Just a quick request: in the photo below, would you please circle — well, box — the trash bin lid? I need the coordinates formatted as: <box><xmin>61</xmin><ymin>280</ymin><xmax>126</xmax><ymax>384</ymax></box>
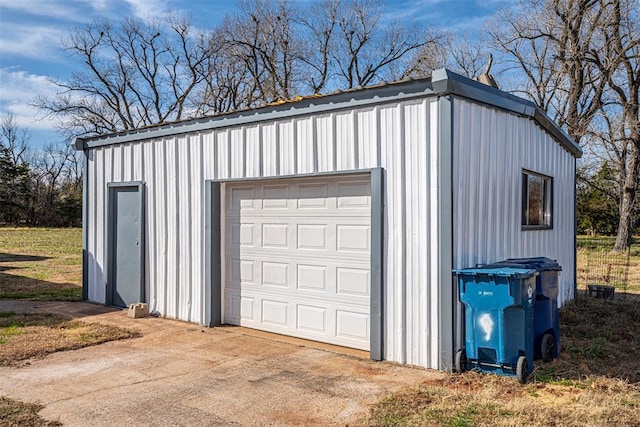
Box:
<box><xmin>453</xmin><ymin>266</ymin><xmax>538</xmax><ymax>279</ymax></box>
<box><xmin>500</xmin><ymin>257</ymin><xmax>562</xmax><ymax>271</ymax></box>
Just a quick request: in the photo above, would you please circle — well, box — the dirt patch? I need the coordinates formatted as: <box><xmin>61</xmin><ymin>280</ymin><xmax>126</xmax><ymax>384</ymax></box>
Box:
<box><xmin>0</xmin><ymin>396</ymin><xmax>61</xmax><ymax>427</ymax></box>
<box><xmin>0</xmin><ymin>312</ymin><xmax>139</xmax><ymax>366</ymax></box>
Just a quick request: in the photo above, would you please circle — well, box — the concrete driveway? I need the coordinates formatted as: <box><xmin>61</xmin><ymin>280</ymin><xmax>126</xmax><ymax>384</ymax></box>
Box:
<box><xmin>0</xmin><ymin>301</ymin><xmax>442</xmax><ymax>426</ymax></box>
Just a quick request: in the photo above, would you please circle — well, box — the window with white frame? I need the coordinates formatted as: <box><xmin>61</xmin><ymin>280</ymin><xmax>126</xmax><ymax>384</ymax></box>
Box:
<box><xmin>522</xmin><ymin>170</ymin><xmax>553</xmax><ymax>229</ymax></box>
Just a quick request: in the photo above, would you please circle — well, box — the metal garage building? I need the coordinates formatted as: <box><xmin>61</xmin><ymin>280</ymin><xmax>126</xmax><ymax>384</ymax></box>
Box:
<box><xmin>75</xmin><ymin>69</ymin><xmax>582</xmax><ymax>370</ymax></box>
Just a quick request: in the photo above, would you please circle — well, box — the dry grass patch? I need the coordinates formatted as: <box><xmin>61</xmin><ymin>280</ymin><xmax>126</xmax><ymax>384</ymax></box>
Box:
<box><xmin>0</xmin><ymin>396</ymin><xmax>61</xmax><ymax>427</ymax></box>
<box><xmin>360</xmin><ymin>293</ymin><xmax>640</xmax><ymax>426</ymax></box>
<box><xmin>0</xmin><ymin>312</ymin><xmax>139</xmax><ymax>366</ymax></box>
<box><xmin>361</xmin><ymin>373</ymin><xmax>639</xmax><ymax>426</ymax></box>
<box><xmin>548</xmin><ymin>293</ymin><xmax>640</xmax><ymax>382</ymax></box>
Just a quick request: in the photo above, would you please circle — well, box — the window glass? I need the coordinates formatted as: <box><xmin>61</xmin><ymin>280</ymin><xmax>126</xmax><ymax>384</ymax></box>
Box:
<box><xmin>522</xmin><ymin>171</ymin><xmax>552</xmax><ymax>228</ymax></box>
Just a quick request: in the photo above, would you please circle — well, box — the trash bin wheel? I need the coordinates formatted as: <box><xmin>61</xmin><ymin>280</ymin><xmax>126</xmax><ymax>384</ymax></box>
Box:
<box><xmin>541</xmin><ymin>333</ymin><xmax>556</xmax><ymax>362</ymax></box>
<box><xmin>516</xmin><ymin>356</ymin><xmax>528</xmax><ymax>384</ymax></box>
<box><xmin>454</xmin><ymin>349</ymin><xmax>467</xmax><ymax>373</ymax></box>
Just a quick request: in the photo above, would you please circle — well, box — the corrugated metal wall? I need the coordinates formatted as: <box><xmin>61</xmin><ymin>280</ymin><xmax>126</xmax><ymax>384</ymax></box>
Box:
<box><xmin>452</xmin><ymin>99</ymin><xmax>576</xmax><ymax>307</ymax></box>
<box><xmin>85</xmin><ymin>98</ymin><xmax>444</xmax><ymax>368</ymax></box>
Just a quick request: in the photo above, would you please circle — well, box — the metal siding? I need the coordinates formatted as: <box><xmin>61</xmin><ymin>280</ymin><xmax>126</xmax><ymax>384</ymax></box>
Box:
<box><xmin>316</xmin><ymin>115</ymin><xmax>334</xmax><ymax>172</ymax></box>
<box><xmin>230</xmin><ymin>128</ymin><xmax>244</xmax><ymax>178</ymax></box>
<box><xmin>336</xmin><ymin>112</ymin><xmax>355</xmax><ymax>170</ymax></box>
<box><xmin>452</xmin><ymin>99</ymin><xmax>576</xmax><ymax>307</ymax></box>
<box><xmin>142</xmin><ymin>141</ymin><xmax>155</xmax><ymax>312</ymax></box>
<box><xmin>153</xmin><ymin>139</ymin><xmax>167</xmax><ymax>316</ymax></box>
<box><xmin>262</xmin><ymin>124</ymin><xmax>278</xmax><ymax>176</ymax></box>
<box><xmin>177</xmin><ymin>136</ymin><xmax>190</xmax><ymax>320</ymax></box>
<box><xmin>216</xmin><ymin>130</ymin><xmax>228</xmax><ymax>180</ymax></box>
<box><xmin>297</xmin><ymin>117</ymin><xmax>315</xmax><ymax>174</ymax></box>
<box><xmin>279</xmin><ymin>121</ymin><xmax>295</xmax><ymax>175</ymax></box>
<box><xmin>165</xmin><ymin>138</ymin><xmax>178</xmax><ymax>318</ymax></box>
<box><xmin>246</xmin><ymin>126</ymin><xmax>261</xmax><ymax>178</ymax></box>
<box><xmin>357</xmin><ymin>108</ymin><xmax>378</xmax><ymax>169</ymax></box>
<box><xmin>83</xmin><ymin>96</ymin><xmax>463</xmax><ymax>369</ymax></box>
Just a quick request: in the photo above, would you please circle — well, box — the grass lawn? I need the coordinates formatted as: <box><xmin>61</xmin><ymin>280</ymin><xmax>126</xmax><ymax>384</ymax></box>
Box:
<box><xmin>0</xmin><ymin>227</ymin><xmax>82</xmax><ymax>300</ymax></box>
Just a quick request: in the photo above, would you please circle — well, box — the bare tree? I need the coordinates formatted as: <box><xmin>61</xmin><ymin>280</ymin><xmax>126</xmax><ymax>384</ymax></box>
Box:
<box><xmin>198</xmin><ymin>31</ymin><xmax>256</xmax><ymax>114</ymax></box>
<box><xmin>0</xmin><ymin>114</ymin><xmax>31</xmax><ymax>224</ymax></box>
<box><xmin>33</xmin><ymin>15</ymin><xmax>212</xmax><ymax>137</ymax></box>
<box><xmin>28</xmin><ymin>141</ymin><xmax>82</xmax><ymax>226</ymax></box>
<box><xmin>1</xmin><ymin>113</ymin><xmax>30</xmax><ymax>164</ymax></box>
<box><xmin>490</xmin><ymin>0</ymin><xmax>639</xmax><ymax>249</ymax></box>
<box><xmin>218</xmin><ymin>0</ymin><xmax>303</xmax><ymax>104</ymax></box>
<box><xmin>489</xmin><ymin>0</ymin><xmax>608</xmax><ymax>142</ymax></box>
<box><xmin>330</xmin><ymin>0</ymin><xmax>439</xmax><ymax>88</ymax></box>
<box><xmin>590</xmin><ymin>0</ymin><xmax>639</xmax><ymax>250</ymax></box>
<box><xmin>448</xmin><ymin>35</ymin><xmax>495</xmax><ymax>80</ymax></box>
<box><xmin>299</xmin><ymin>0</ymin><xmax>339</xmax><ymax>94</ymax></box>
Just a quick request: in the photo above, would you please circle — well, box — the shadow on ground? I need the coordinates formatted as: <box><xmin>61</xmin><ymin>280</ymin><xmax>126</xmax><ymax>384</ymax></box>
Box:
<box><xmin>0</xmin><ymin>253</ymin><xmax>50</xmax><ymax>263</ymax></box>
<box><xmin>0</xmin><ymin>252</ymin><xmax>81</xmax><ymax>301</ymax></box>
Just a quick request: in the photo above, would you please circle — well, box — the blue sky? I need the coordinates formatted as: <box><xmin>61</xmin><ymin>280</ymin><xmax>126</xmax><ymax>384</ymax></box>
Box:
<box><xmin>0</xmin><ymin>0</ymin><xmax>504</xmax><ymax>149</ymax></box>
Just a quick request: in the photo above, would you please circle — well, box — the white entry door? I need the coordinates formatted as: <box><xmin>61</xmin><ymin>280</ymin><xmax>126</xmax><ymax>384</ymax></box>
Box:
<box><xmin>224</xmin><ymin>175</ymin><xmax>371</xmax><ymax>350</ymax></box>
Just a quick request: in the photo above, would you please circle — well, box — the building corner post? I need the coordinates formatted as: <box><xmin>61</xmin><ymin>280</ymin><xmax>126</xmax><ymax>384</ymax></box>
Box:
<box><xmin>437</xmin><ymin>95</ymin><xmax>455</xmax><ymax>370</ymax></box>
<box><xmin>81</xmin><ymin>150</ymin><xmax>89</xmax><ymax>302</ymax></box>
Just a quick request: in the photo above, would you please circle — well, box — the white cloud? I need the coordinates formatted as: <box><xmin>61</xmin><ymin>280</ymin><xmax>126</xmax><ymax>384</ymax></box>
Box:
<box><xmin>0</xmin><ymin>22</ymin><xmax>66</xmax><ymax>61</ymax></box>
<box><xmin>123</xmin><ymin>0</ymin><xmax>170</xmax><ymax>19</ymax></box>
<box><xmin>0</xmin><ymin>68</ymin><xmax>61</xmax><ymax>132</ymax></box>
<box><xmin>0</xmin><ymin>0</ymin><xmax>90</xmax><ymax>21</ymax></box>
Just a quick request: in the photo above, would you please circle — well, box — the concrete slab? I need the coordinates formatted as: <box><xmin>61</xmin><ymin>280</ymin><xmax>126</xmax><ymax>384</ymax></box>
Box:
<box><xmin>0</xmin><ymin>301</ymin><xmax>442</xmax><ymax>426</ymax></box>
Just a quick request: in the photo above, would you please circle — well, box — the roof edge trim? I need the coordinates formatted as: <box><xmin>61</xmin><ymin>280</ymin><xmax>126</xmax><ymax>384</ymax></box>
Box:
<box><xmin>74</xmin><ymin>80</ymin><xmax>436</xmax><ymax>150</ymax></box>
<box><xmin>432</xmin><ymin>69</ymin><xmax>582</xmax><ymax>158</ymax></box>
<box><xmin>74</xmin><ymin>68</ymin><xmax>582</xmax><ymax>158</ymax></box>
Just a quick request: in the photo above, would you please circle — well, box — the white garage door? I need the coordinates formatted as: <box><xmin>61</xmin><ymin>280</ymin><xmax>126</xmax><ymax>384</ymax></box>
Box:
<box><xmin>224</xmin><ymin>175</ymin><xmax>371</xmax><ymax>350</ymax></box>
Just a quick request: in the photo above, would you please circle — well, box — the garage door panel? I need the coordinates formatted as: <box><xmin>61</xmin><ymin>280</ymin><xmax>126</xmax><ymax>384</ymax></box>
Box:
<box><xmin>336</xmin><ymin>267</ymin><xmax>370</xmax><ymax>297</ymax></box>
<box><xmin>261</xmin><ymin>299</ymin><xmax>288</xmax><ymax>326</ymax></box>
<box><xmin>228</xmin><ymin>258</ymin><xmax>255</xmax><ymax>287</ymax></box>
<box><xmin>229</xmin><ymin>186</ymin><xmax>256</xmax><ymax>211</ymax></box>
<box><xmin>336</xmin><ymin>224</ymin><xmax>370</xmax><ymax>253</ymax></box>
<box><xmin>262</xmin><ymin>184</ymin><xmax>289</xmax><ymax>209</ymax></box>
<box><xmin>296</xmin><ymin>224</ymin><xmax>328</xmax><ymax>250</ymax></box>
<box><xmin>225</xmin><ymin>291</ymin><xmax>255</xmax><ymax>323</ymax></box>
<box><xmin>229</xmin><ymin>222</ymin><xmax>256</xmax><ymax>247</ymax></box>
<box><xmin>260</xmin><ymin>223</ymin><xmax>290</xmax><ymax>249</ymax></box>
<box><xmin>225</xmin><ymin>290</ymin><xmax>370</xmax><ymax>350</ymax></box>
<box><xmin>336</xmin><ymin>310</ymin><xmax>369</xmax><ymax>342</ymax></box>
<box><xmin>337</xmin><ymin>181</ymin><xmax>371</xmax><ymax>209</ymax></box>
<box><xmin>224</xmin><ymin>175</ymin><xmax>371</xmax><ymax>350</ymax></box>
<box><xmin>228</xmin><ymin>255</ymin><xmax>369</xmax><ymax>299</ymax></box>
<box><xmin>261</xmin><ymin>261</ymin><xmax>289</xmax><ymax>288</ymax></box>
<box><xmin>297</xmin><ymin>263</ymin><xmax>327</xmax><ymax>292</ymax></box>
<box><xmin>297</xmin><ymin>182</ymin><xmax>329</xmax><ymax>208</ymax></box>
<box><xmin>296</xmin><ymin>304</ymin><xmax>327</xmax><ymax>333</ymax></box>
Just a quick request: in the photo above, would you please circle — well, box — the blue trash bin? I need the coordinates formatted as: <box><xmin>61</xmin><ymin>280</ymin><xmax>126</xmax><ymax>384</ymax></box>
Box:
<box><xmin>488</xmin><ymin>257</ymin><xmax>561</xmax><ymax>362</ymax></box>
<box><xmin>454</xmin><ymin>266</ymin><xmax>537</xmax><ymax>384</ymax></box>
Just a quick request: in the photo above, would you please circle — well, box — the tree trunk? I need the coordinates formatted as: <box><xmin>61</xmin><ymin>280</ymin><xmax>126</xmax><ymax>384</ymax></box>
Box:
<box><xmin>613</xmin><ymin>142</ymin><xmax>639</xmax><ymax>251</ymax></box>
